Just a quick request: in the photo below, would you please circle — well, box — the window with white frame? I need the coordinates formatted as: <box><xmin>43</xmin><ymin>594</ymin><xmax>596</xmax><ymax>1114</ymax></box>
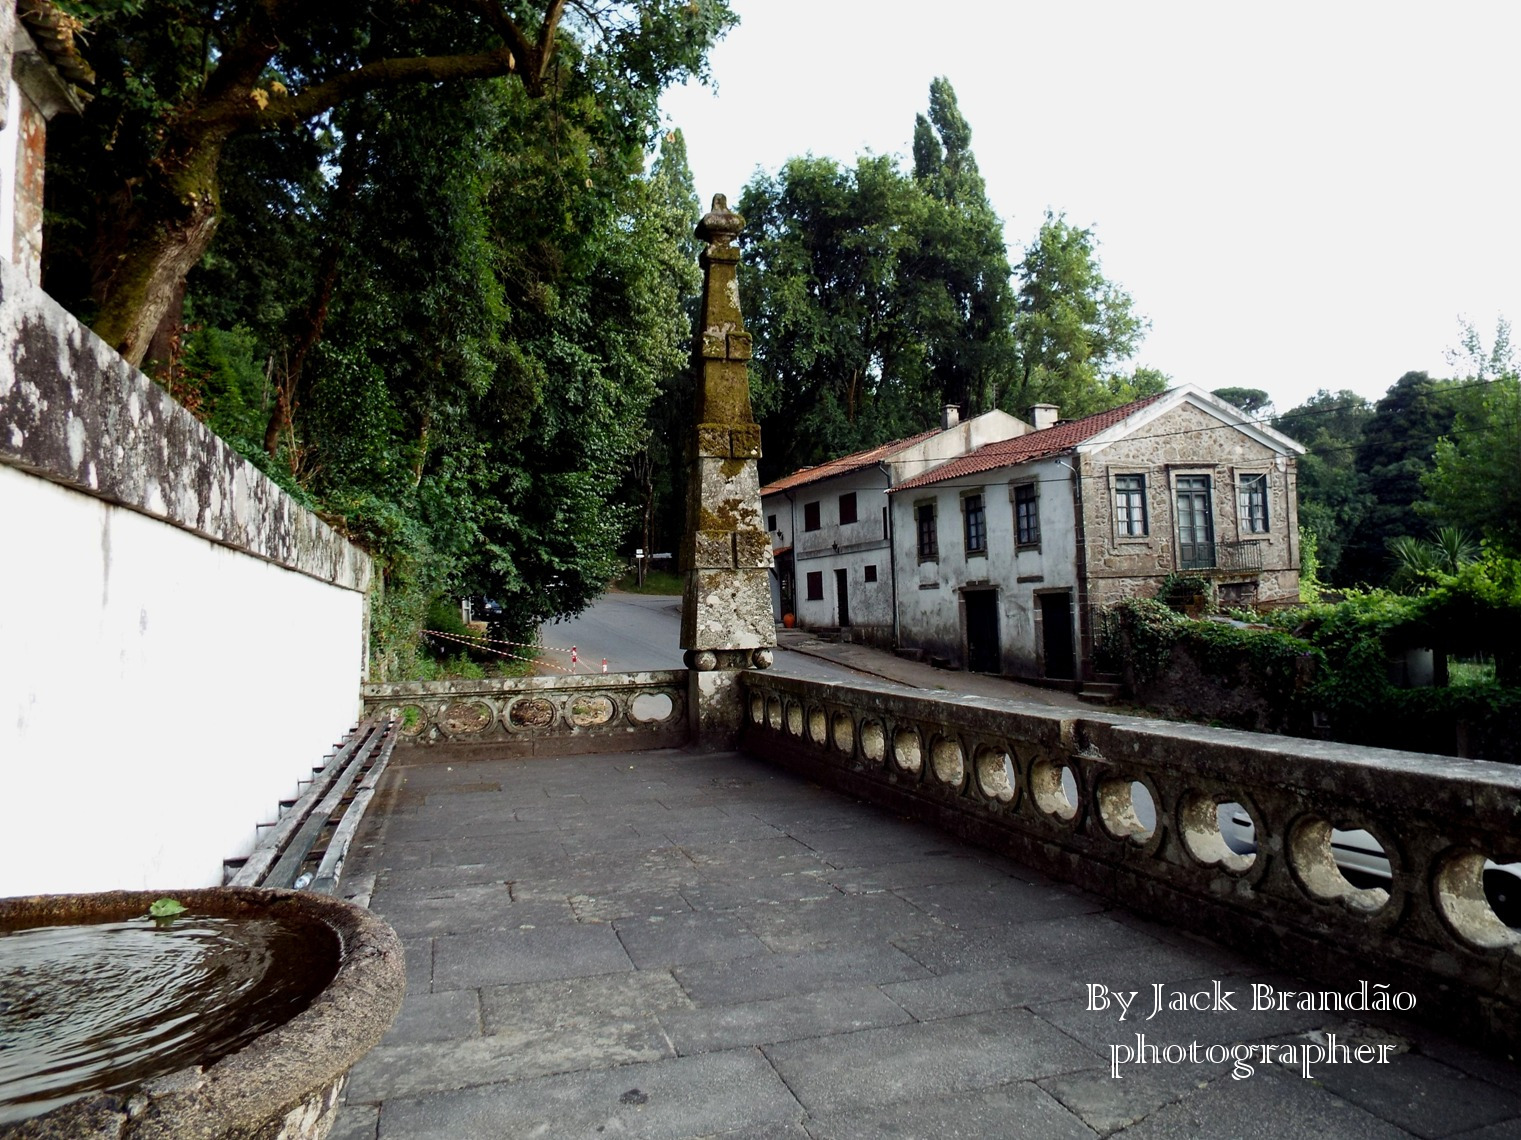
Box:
<box><xmin>1237</xmin><ymin>473</ymin><xmax>1269</xmax><ymax>533</ymax></box>
<box><xmin>1114</xmin><ymin>474</ymin><xmax>1147</xmax><ymax>537</ymax></box>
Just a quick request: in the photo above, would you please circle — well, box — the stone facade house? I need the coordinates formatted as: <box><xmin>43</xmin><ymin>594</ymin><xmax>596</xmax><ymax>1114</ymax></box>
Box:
<box><xmin>888</xmin><ymin>385</ymin><xmax>1304</xmax><ymax>681</ymax></box>
<box><xmin>760</xmin><ymin>407</ymin><xmax>1031</xmax><ymax>644</ymax></box>
<box><xmin>1</xmin><ymin>1</ymin><xmax>90</xmax><ymax>280</ymax></box>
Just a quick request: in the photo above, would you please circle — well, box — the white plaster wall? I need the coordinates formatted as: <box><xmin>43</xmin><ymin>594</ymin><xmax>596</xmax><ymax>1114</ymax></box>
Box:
<box><xmin>784</xmin><ymin>470</ymin><xmax>893</xmax><ymax>632</ymax></box>
<box><xmin>0</xmin><ymin>466</ymin><xmax>365</xmax><ymax>896</ymax></box>
<box><xmin>891</xmin><ymin>456</ymin><xmax>1080</xmax><ymax>673</ymax></box>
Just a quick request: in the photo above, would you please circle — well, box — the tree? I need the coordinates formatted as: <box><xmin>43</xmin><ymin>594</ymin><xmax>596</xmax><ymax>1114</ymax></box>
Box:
<box><xmin>1211</xmin><ymin>387</ymin><xmax>1272</xmax><ymax>415</ymax></box>
<box><xmin>740</xmin><ymin>154</ymin><xmax>936</xmax><ymax>478</ymax></box>
<box><xmin>48</xmin><ymin>0</ymin><xmax>736</xmax><ymax>366</ymax></box>
<box><xmin>1010</xmin><ymin>211</ymin><xmax>1149</xmax><ymax>419</ymax></box>
<box><xmin>1273</xmin><ymin>389</ymin><xmax>1375</xmax><ymax>583</ymax></box>
<box><xmin>1340</xmin><ymin>372</ymin><xmax>1457</xmax><ymax>585</ymax></box>
<box><xmin>1423</xmin><ymin>319</ymin><xmax>1521</xmax><ymax>554</ymax></box>
<box><xmin>905</xmin><ymin>78</ymin><xmax>1016</xmax><ymax>415</ymax></box>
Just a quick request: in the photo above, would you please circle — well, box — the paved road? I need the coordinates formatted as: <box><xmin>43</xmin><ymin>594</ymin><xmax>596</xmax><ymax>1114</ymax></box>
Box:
<box><xmin>537</xmin><ymin>593</ymin><xmax>878</xmax><ymax>685</ymax></box>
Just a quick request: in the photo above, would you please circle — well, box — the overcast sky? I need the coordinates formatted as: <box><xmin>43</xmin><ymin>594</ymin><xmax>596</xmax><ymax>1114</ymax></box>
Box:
<box><xmin>660</xmin><ymin>0</ymin><xmax>1519</xmax><ymax>414</ymax></box>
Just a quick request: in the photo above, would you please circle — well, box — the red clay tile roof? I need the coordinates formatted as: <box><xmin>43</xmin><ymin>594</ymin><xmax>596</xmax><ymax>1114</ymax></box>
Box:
<box><xmin>891</xmin><ymin>392</ymin><xmax>1169</xmax><ymax>492</ymax></box>
<box><xmin>759</xmin><ymin>428</ymin><xmax>942</xmax><ymax>496</ymax></box>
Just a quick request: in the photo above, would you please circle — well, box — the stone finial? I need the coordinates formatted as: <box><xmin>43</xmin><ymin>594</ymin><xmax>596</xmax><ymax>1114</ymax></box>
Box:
<box><xmin>696</xmin><ymin>194</ymin><xmax>744</xmax><ymax>251</ymax></box>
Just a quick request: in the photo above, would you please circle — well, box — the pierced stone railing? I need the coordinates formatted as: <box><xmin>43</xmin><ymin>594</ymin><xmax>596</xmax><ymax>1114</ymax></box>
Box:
<box><xmin>738</xmin><ymin>672</ymin><xmax>1521</xmax><ymax>1051</ymax></box>
<box><xmin>361</xmin><ymin>670</ymin><xmax>687</xmax><ymax>754</ymax></box>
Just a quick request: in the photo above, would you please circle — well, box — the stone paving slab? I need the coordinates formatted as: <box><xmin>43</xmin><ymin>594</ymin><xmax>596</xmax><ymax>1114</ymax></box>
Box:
<box><xmin>338</xmin><ymin>746</ymin><xmax>1521</xmax><ymax>1139</ymax></box>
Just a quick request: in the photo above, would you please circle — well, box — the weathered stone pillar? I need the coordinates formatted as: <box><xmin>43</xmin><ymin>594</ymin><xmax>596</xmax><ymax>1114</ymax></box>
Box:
<box><xmin>681</xmin><ymin>194</ymin><xmax>775</xmax><ymax>749</ymax></box>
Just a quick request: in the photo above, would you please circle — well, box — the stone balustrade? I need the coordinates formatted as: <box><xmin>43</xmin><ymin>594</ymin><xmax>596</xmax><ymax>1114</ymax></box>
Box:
<box><xmin>738</xmin><ymin>671</ymin><xmax>1521</xmax><ymax>1051</ymax></box>
<box><xmin>361</xmin><ymin>671</ymin><xmax>687</xmax><ymax>754</ymax></box>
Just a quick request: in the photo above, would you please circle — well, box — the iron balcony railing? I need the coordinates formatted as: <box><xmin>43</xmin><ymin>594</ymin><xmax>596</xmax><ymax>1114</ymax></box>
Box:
<box><xmin>1179</xmin><ymin>539</ymin><xmax>1264</xmax><ymax>572</ymax></box>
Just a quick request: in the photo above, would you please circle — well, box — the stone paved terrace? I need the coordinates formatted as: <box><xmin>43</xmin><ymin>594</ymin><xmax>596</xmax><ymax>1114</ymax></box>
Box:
<box><xmin>332</xmin><ymin>744</ymin><xmax>1521</xmax><ymax>1140</ymax></box>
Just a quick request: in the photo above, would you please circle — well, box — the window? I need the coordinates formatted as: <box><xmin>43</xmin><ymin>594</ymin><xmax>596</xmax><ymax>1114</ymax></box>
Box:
<box><xmin>963</xmin><ymin>494</ymin><xmax>987</xmax><ymax>555</ymax></box>
<box><xmin>1237</xmin><ymin>473</ymin><xmax>1269</xmax><ymax>533</ymax></box>
<box><xmin>864</xmin><ymin>564</ymin><xmax>878</xmax><ymax>583</ymax></box>
<box><xmin>1014</xmin><ymin>483</ymin><xmax>1039</xmax><ymax>546</ymax></box>
<box><xmin>766</xmin><ymin>513</ymin><xmax>777</xmax><ymax>532</ymax></box>
<box><xmin>1176</xmin><ymin>474</ymin><xmax>1215</xmax><ymax>568</ymax></box>
<box><xmin>1114</xmin><ymin>474</ymin><xmax>1147</xmax><ymax>537</ymax></box>
<box><xmin>803</xmin><ymin>501</ymin><xmax>821</xmax><ymax>532</ymax></box>
<box><xmin>805</xmin><ymin>571</ymin><xmax>824</xmax><ymax>600</ymax></box>
<box><xmin>838</xmin><ymin>492</ymin><xmax>857</xmax><ymax>525</ymax></box>
<box><xmin>916</xmin><ymin>502</ymin><xmax>938</xmax><ymax>560</ymax></box>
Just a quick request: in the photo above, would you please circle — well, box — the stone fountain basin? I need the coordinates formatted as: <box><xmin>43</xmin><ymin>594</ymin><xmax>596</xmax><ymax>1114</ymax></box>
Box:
<box><xmin>0</xmin><ymin>887</ymin><xmax>404</xmax><ymax>1140</ymax></box>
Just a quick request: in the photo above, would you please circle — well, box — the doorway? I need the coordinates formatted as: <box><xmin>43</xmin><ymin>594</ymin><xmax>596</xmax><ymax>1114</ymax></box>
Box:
<box><xmin>834</xmin><ymin>568</ymin><xmax>850</xmax><ymax>627</ymax></box>
<box><xmin>1040</xmin><ymin>592</ymin><xmax>1075</xmax><ymax>679</ymax></box>
<box><xmin>964</xmin><ymin>590</ymin><xmax>1000</xmax><ymax>674</ymax></box>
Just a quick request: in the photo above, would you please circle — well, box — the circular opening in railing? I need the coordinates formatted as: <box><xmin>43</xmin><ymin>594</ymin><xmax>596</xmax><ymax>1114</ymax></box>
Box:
<box><xmin>1098</xmin><ymin>778</ymin><xmax>1157</xmax><ymax>843</ymax></box>
<box><xmin>568</xmin><ymin>695</ymin><xmax>616</xmax><ymax>727</ymax></box>
<box><xmin>442</xmin><ymin>700</ymin><xmax>493</xmax><ymax>734</ymax></box>
<box><xmin>393</xmin><ymin>704</ymin><xmax>427</xmax><ymax>737</ymax></box>
<box><xmin>1177</xmin><ymin>794</ymin><xmax>1256</xmax><ymax>873</ymax></box>
<box><xmin>974</xmin><ymin>746</ymin><xmax>1016</xmax><ymax>804</ymax></box>
<box><xmin>749</xmin><ymin>694</ymin><xmax>766</xmax><ymax>725</ymax></box>
<box><xmin>1434</xmin><ymin>850</ymin><xmax>1521</xmax><ymax>950</ymax></box>
<box><xmin>507</xmin><ymin>697</ymin><xmax>555</xmax><ymax>729</ymax></box>
<box><xmin>629</xmin><ymin>692</ymin><xmax>675</xmax><ymax>724</ymax></box>
<box><xmin>767</xmin><ymin>697</ymin><xmax>784</xmax><ymax>731</ymax></box>
<box><xmin>785</xmin><ymin>700</ymin><xmax>804</xmax><ymax>737</ymax></box>
<box><xmin>930</xmin><ymin>737</ymin><xmax>965</xmax><ymax>788</ymax></box>
<box><xmin>860</xmin><ymin>720</ymin><xmax>886</xmax><ymax>763</ymax></box>
<box><xmin>807</xmin><ymin>708</ymin><xmax>828</xmax><ymax>746</ymax></box>
<box><xmin>831</xmin><ymin>713</ymin><xmax>855</xmax><ymax>754</ymax></box>
<box><xmin>892</xmin><ymin>728</ymin><xmax>923</xmax><ymax>775</ymax></box>
<box><xmin>1030</xmin><ymin>758</ymin><xmax>1078</xmax><ymax>821</ymax></box>
<box><xmin>1287</xmin><ymin>818</ymin><xmax>1390</xmax><ymax>914</ymax></box>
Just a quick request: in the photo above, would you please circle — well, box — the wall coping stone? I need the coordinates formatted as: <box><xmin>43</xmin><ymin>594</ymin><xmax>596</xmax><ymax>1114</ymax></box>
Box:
<box><xmin>1</xmin><ymin>258</ymin><xmax>371</xmax><ymax>592</ymax></box>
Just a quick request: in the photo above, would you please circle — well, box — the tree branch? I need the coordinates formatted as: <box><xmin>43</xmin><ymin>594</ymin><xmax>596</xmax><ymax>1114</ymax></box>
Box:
<box><xmin>249</xmin><ymin>49</ymin><xmax>521</xmax><ymax>129</ymax></box>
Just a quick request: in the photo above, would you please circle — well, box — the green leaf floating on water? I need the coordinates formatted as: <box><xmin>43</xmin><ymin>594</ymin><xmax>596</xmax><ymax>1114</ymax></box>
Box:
<box><xmin>149</xmin><ymin>898</ymin><xmax>188</xmax><ymax>918</ymax></box>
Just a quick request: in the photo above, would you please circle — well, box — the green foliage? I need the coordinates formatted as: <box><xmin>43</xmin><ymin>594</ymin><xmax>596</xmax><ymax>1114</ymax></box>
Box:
<box><xmin>1422</xmin><ymin>320</ymin><xmax>1520</xmax><ymax>554</ymax></box>
<box><xmin>741</xmin><ymin>152</ymin><xmax>940</xmax><ymax>477</ymax></box>
<box><xmin>1340</xmin><ymin>372</ymin><xmax>1458</xmax><ymax>585</ymax></box>
<box><xmin>1386</xmin><ymin>527</ymin><xmax>1477</xmax><ymax>593</ymax></box>
<box><xmin>1273</xmin><ymin>389</ymin><xmax>1375</xmax><ymax>584</ymax></box>
<box><xmin>907</xmin><ymin>78</ymin><xmax>1018</xmax><ymax>415</ymax></box>
<box><xmin>1097</xmin><ymin>597</ymin><xmax>1184</xmax><ymax>684</ymax></box>
<box><xmin>1011</xmin><ymin>211</ymin><xmax>1150</xmax><ymax>419</ymax></box>
<box><xmin>1155</xmin><ymin>572</ymin><xmax>1215</xmax><ymax>613</ymax></box>
<box><xmin>1418</xmin><ymin>546</ymin><xmax>1521</xmax><ymax>683</ymax></box>
<box><xmin>1298</xmin><ymin>527</ymin><xmax>1324</xmax><ymax>602</ymax></box>
<box><xmin>1099</xmin><ymin>599</ymin><xmax>1317</xmax><ymax>717</ymax></box>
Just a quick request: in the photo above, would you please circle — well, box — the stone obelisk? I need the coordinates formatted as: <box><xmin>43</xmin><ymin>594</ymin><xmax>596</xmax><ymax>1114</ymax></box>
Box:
<box><xmin>680</xmin><ymin>194</ymin><xmax>775</xmax><ymax>748</ymax></box>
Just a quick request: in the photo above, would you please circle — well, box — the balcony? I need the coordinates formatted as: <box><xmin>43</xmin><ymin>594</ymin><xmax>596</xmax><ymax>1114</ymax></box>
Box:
<box><xmin>1179</xmin><ymin>538</ymin><xmax>1264</xmax><ymax>572</ymax></box>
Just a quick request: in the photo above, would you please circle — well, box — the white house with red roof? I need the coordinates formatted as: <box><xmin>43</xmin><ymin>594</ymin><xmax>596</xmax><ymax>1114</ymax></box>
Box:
<box><xmin>760</xmin><ymin>406</ymin><xmax>1031</xmax><ymax>642</ymax></box>
<box><xmin>889</xmin><ymin>385</ymin><xmax>1305</xmax><ymax>682</ymax></box>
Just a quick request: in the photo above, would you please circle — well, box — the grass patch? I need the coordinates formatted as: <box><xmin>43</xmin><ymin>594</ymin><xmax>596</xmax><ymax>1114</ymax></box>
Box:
<box><xmin>611</xmin><ymin>569</ymin><xmax>683</xmax><ymax>596</ymax></box>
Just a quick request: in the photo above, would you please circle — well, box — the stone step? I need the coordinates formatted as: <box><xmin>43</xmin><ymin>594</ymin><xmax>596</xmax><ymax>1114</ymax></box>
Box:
<box><xmin>1078</xmin><ymin>682</ymin><xmax>1122</xmax><ymax>705</ymax></box>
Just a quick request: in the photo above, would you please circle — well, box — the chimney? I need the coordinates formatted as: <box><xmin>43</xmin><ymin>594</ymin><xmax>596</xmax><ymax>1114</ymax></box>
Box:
<box><xmin>941</xmin><ymin>404</ymin><xmax>961</xmax><ymax>430</ymax></box>
<box><xmin>1031</xmin><ymin>403</ymin><xmax>1059</xmax><ymax>431</ymax></box>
